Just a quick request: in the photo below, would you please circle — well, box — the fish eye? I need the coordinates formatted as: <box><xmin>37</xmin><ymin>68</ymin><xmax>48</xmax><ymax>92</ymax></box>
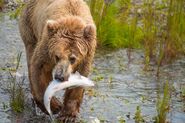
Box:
<box><xmin>69</xmin><ymin>56</ymin><xmax>76</xmax><ymax>64</ymax></box>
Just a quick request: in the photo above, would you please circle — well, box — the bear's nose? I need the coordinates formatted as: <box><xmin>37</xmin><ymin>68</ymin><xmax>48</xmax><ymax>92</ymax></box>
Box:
<box><xmin>54</xmin><ymin>74</ymin><xmax>65</xmax><ymax>82</ymax></box>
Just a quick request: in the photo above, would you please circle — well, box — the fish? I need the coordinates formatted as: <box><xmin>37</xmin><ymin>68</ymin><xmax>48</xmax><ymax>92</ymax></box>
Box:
<box><xmin>44</xmin><ymin>72</ymin><xmax>94</xmax><ymax>120</ymax></box>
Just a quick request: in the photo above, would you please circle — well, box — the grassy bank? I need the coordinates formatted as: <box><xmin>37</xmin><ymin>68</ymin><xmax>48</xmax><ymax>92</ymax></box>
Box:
<box><xmin>88</xmin><ymin>0</ymin><xmax>185</xmax><ymax>66</ymax></box>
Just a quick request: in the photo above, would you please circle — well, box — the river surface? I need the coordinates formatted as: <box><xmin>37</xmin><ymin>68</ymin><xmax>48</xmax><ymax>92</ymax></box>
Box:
<box><xmin>0</xmin><ymin>15</ymin><xmax>185</xmax><ymax>123</ymax></box>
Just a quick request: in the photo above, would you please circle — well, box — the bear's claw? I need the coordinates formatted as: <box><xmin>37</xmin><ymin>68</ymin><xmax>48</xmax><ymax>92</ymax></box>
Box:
<box><xmin>57</xmin><ymin>114</ymin><xmax>77</xmax><ymax>123</ymax></box>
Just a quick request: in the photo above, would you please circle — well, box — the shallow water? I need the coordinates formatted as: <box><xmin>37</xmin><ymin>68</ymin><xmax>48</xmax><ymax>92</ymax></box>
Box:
<box><xmin>0</xmin><ymin>15</ymin><xmax>185</xmax><ymax>123</ymax></box>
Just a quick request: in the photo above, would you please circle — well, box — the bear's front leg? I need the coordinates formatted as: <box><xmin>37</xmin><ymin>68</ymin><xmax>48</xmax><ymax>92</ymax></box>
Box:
<box><xmin>59</xmin><ymin>87</ymin><xmax>84</xmax><ymax>122</ymax></box>
<box><xmin>30</xmin><ymin>52</ymin><xmax>63</xmax><ymax>114</ymax></box>
<box><xmin>58</xmin><ymin>58</ymin><xmax>93</xmax><ymax>122</ymax></box>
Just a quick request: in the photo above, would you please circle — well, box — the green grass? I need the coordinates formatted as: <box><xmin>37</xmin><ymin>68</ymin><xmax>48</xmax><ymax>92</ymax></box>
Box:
<box><xmin>88</xmin><ymin>0</ymin><xmax>143</xmax><ymax>48</ymax></box>
<box><xmin>142</xmin><ymin>0</ymin><xmax>157</xmax><ymax>69</ymax></box>
<box><xmin>162</xmin><ymin>0</ymin><xmax>185</xmax><ymax>62</ymax></box>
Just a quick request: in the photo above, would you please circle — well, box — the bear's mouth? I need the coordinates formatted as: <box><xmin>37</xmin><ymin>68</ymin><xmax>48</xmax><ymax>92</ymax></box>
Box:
<box><xmin>54</xmin><ymin>75</ymin><xmax>69</xmax><ymax>82</ymax></box>
<box><xmin>52</xmin><ymin>66</ymin><xmax>70</xmax><ymax>82</ymax></box>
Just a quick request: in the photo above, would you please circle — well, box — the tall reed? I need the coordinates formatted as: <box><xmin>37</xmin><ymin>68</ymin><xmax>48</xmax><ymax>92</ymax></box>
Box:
<box><xmin>142</xmin><ymin>0</ymin><xmax>157</xmax><ymax>69</ymax></box>
<box><xmin>160</xmin><ymin>0</ymin><xmax>185</xmax><ymax>64</ymax></box>
<box><xmin>6</xmin><ymin>52</ymin><xmax>25</xmax><ymax>113</ymax></box>
<box><xmin>155</xmin><ymin>81</ymin><xmax>170</xmax><ymax>123</ymax></box>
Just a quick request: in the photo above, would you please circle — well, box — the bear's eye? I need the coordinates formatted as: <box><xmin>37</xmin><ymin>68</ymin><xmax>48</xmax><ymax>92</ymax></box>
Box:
<box><xmin>69</xmin><ymin>56</ymin><xmax>76</xmax><ymax>64</ymax></box>
<box><xmin>55</xmin><ymin>55</ymin><xmax>60</xmax><ymax>62</ymax></box>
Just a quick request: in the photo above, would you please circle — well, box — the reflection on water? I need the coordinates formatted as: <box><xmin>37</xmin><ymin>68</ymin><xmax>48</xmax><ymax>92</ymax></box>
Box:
<box><xmin>0</xmin><ymin>15</ymin><xmax>185</xmax><ymax>123</ymax></box>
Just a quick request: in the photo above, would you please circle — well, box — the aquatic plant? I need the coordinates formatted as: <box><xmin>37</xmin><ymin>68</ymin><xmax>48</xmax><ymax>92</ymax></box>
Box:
<box><xmin>154</xmin><ymin>81</ymin><xmax>170</xmax><ymax>123</ymax></box>
<box><xmin>181</xmin><ymin>86</ymin><xmax>185</xmax><ymax>98</ymax></box>
<box><xmin>159</xmin><ymin>0</ymin><xmax>185</xmax><ymax>64</ymax></box>
<box><xmin>6</xmin><ymin>52</ymin><xmax>26</xmax><ymax>113</ymax></box>
<box><xmin>9</xmin><ymin>74</ymin><xmax>25</xmax><ymax>113</ymax></box>
<box><xmin>98</xmin><ymin>116</ymin><xmax>106</xmax><ymax>123</ymax></box>
<box><xmin>2</xmin><ymin>102</ymin><xmax>8</xmax><ymax>110</ymax></box>
<box><xmin>118</xmin><ymin>116</ymin><xmax>126</xmax><ymax>123</ymax></box>
<box><xmin>180</xmin><ymin>85</ymin><xmax>185</xmax><ymax>104</ymax></box>
<box><xmin>142</xmin><ymin>0</ymin><xmax>157</xmax><ymax>69</ymax></box>
<box><xmin>9</xmin><ymin>0</ymin><xmax>25</xmax><ymax>19</ymax></box>
<box><xmin>139</xmin><ymin>0</ymin><xmax>185</xmax><ymax>72</ymax></box>
<box><xmin>134</xmin><ymin>106</ymin><xmax>145</xmax><ymax>123</ymax></box>
<box><xmin>86</xmin><ymin>88</ymin><xmax>98</xmax><ymax>97</ymax></box>
<box><xmin>92</xmin><ymin>75</ymin><xmax>104</xmax><ymax>82</ymax></box>
<box><xmin>0</xmin><ymin>0</ymin><xmax>4</xmax><ymax>11</ymax></box>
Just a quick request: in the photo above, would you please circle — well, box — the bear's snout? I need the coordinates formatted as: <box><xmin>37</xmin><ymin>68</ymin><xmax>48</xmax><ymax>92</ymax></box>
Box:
<box><xmin>54</xmin><ymin>71</ymin><xmax>69</xmax><ymax>82</ymax></box>
<box><xmin>53</xmin><ymin>64</ymin><xmax>71</xmax><ymax>82</ymax></box>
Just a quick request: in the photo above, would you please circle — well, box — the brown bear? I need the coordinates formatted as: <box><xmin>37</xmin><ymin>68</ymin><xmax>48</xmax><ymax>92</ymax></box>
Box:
<box><xmin>19</xmin><ymin>0</ymin><xmax>96</xmax><ymax>122</ymax></box>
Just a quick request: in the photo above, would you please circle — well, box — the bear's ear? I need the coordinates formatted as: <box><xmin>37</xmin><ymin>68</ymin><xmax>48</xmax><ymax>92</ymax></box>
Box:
<box><xmin>83</xmin><ymin>24</ymin><xmax>96</xmax><ymax>41</ymax></box>
<box><xmin>46</xmin><ymin>20</ymin><xmax>59</xmax><ymax>36</ymax></box>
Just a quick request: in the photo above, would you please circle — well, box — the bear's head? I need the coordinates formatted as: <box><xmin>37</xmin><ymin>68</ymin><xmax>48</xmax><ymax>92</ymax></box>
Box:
<box><xmin>43</xmin><ymin>17</ymin><xmax>96</xmax><ymax>82</ymax></box>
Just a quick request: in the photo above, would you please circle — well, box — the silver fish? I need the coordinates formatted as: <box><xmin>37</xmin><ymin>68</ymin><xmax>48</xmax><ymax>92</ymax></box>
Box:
<box><xmin>44</xmin><ymin>72</ymin><xmax>94</xmax><ymax>120</ymax></box>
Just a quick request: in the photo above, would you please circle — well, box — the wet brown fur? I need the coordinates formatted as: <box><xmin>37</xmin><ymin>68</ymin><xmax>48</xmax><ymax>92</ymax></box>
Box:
<box><xmin>19</xmin><ymin>0</ymin><xmax>96</xmax><ymax>121</ymax></box>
